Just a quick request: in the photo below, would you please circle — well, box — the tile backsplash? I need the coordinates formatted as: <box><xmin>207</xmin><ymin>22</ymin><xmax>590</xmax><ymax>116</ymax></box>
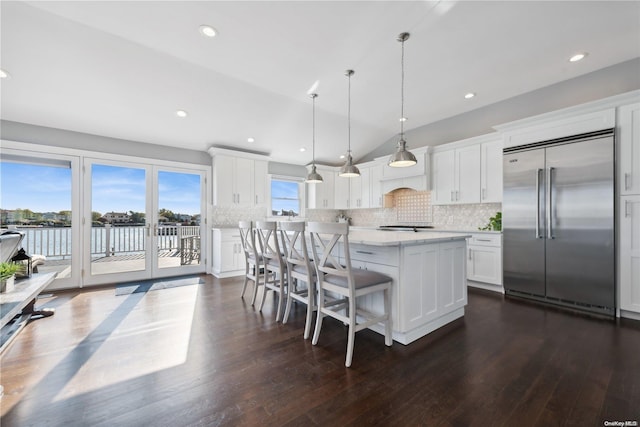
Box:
<box><xmin>212</xmin><ymin>191</ymin><xmax>501</xmax><ymax>232</ymax></box>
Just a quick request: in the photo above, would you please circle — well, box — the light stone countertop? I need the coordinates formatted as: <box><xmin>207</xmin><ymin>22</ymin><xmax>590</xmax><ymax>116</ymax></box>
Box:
<box><xmin>346</xmin><ymin>230</ymin><xmax>470</xmax><ymax>247</ymax></box>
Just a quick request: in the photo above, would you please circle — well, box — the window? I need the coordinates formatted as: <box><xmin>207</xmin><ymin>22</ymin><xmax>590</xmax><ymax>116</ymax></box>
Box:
<box><xmin>270</xmin><ymin>178</ymin><xmax>302</xmax><ymax>217</ymax></box>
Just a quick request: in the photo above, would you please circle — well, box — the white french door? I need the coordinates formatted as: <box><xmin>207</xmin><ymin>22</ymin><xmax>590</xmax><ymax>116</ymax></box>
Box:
<box><xmin>83</xmin><ymin>158</ymin><xmax>205</xmax><ymax>286</ymax></box>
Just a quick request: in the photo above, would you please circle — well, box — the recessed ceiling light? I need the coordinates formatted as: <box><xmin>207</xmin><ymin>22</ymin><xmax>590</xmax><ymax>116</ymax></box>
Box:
<box><xmin>176</xmin><ymin>110</ymin><xmax>188</xmax><ymax>118</ymax></box>
<box><xmin>247</xmin><ymin>137</ymin><xmax>255</xmax><ymax>143</ymax></box>
<box><xmin>464</xmin><ymin>92</ymin><xmax>475</xmax><ymax>99</ymax></box>
<box><xmin>299</xmin><ymin>147</ymin><xmax>306</xmax><ymax>152</ymax></box>
<box><xmin>339</xmin><ymin>154</ymin><xmax>345</xmax><ymax>159</ymax></box>
<box><xmin>0</xmin><ymin>69</ymin><xmax>10</xmax><ymax>79</ymax></box>
<box><xmin>569</xmin><ymin>52</ymin><xmax>588</xmax><ymax>62</ymax></box>
<box><xmin>199</xmin><ymin>25</ymin><xmax>217</xmax><ymax>38</ymax></box>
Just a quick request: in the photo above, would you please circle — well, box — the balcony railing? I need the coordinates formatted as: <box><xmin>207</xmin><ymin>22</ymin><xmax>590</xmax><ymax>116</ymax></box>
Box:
<box><xmin>3</xmin><ymin>225</ymin><xmax>201</xmax><ymax>260</ymax></box>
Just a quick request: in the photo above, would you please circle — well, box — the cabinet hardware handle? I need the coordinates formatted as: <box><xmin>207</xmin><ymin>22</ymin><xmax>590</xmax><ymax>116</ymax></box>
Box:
<box><xmin>476</xmin><ymin>238</ymin><xmax>491</xmax><ymax>242</ymax></box>
<box><xmin>535</xmin><ymin>168</ymin><xmax>542</xmax><ymax>238</ymax></box>
<box><xmin>625</xmin><ymin>173</ymin><xmax>631</xmax><ymax>191</ymax></box>
<box><xmin>482</xmin><ymin>188</ymin><xmax>486</xmax><ymax>200</ymax></box>
<box><xmin>255</xmin><ymin>195</ymin><xmax>258</xmax><ymax>204</ymax></box>
<box><xmin>468</xmin><ymin>248</ymin><xmax>472</xmax><ymax>260</ymax></box>
<box><xmin>626</xmin><ymin>200</ymin><xmax>632</xmax><ymax>217</ymax></box>
<box><xmin>547</xmin><ymin>167</ymin><xmax>555</xmax><ymax>239</ymax></box>
<box><xmin>456</xmin><ymin>190</ymin><xmax>460</xmax><ymax>201</ymax></box>
<box><xmin>451</xmin><ymin>191</ymin><xmax>454</xmax><ymax>201</ymax></box>
<box><xmin>356</xmin><ymin>250</ymin><xmax>374</xmax><ymax>255</ymax></box>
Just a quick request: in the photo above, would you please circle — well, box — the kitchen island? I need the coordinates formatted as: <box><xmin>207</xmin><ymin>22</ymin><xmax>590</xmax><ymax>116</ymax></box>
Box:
<box><xmin>334</xmin><ymin>229</ymin><xmax>469</xmax><ymax>345</ymax></box>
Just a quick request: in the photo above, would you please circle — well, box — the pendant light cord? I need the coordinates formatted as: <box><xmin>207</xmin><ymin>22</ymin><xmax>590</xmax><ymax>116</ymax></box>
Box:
<box><xmin>347</xmin><ymin>71</ymin><xmax>352</xmax><ymax>155</ymax></box>
<box><xmin>400</xmin><ymin>36</ymin><xmax>405</xmax><ymax>139</ymax></box>
<box><xmin>312</xmin><ymin>94</ymin><xmax>316</xmax><ymax>166</ymax></box>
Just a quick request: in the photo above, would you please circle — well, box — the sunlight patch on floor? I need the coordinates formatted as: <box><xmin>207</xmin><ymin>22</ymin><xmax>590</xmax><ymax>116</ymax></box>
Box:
<box><xmin>52</xmin><ymin>285</ymin><xmax>198</xmax><ymax>402</ymax></box>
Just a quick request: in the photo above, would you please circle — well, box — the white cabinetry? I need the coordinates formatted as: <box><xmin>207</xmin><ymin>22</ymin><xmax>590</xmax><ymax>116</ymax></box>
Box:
<box><xmin>381</xmin><ymin>147</ymin><xmax>428</xmax><ymax>180</ymax></box>
<box><xmin>212</xmin><ymin>228</ymin><xmax>245</xmax><ymax>278</ymax></box>
<box><xmin>210</xmin><ymin>149</ymin><xmax>269</xmax><ymax>208</ymax></box>
<box><xmin>618</xmin><ymin>103</ymin><xmax>640</xmax><ymax>318</ymax></box>
<box><xmin>466</xmin><ymin>233</ymin><xmax>503</xmax><ymax>291</ymax></box>
<box><xmin>369</xmin><ymin>163</ymin><xmax>384</xmax><ymax>208</ymax></box>
<box><xmin>334</xmin><ymin>171</ymin><xmax>350</xmax><ymax>209</ymax></box>
<box><xmin>253</xmin><ymin>160</ymin><xmax>268</xmax><ymax>205</ymax></box>
<box><xmin>480</xmin><ymin>140</ymin><xmax>503</xmax><ymax>203</ymax></box>
<box><xmin>346</xmin><ymin>239</ymin><xmax>467</xmax><ymax>345</ymax></box>
<box><xmin>307</xmin><ymin>166</ymin><xmax>335</xmax><ymax>209</ymax></box>
<box><xmin>432</xmin><ymin>145</ymin><xmax>480</xmax><ymax>204</ymax></box>
<box><xmin>618</xmin><ymin>103</ymin><xmax>640</xmax><ymax>196</ymax></box>
<box><xmin>619</xmin><ymin>196</ymin><xmax>640</xmax><ymax>317</ymax></box>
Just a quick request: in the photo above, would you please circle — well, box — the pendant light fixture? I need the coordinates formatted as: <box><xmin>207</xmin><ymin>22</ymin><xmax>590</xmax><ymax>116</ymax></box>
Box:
<box><xmin>339</xmin><ymin>69</ymin><xmax>360</xmax><ymax>178</ymax></box>
<box><xmin>388</xmin><ymin>32</ymin><xmax>417</xmax><ymax>168</ymax></box>
<box><xmin>306</xmin><ymin>93</ymin><xmax>323</xmax><ymax>183</ymax></box>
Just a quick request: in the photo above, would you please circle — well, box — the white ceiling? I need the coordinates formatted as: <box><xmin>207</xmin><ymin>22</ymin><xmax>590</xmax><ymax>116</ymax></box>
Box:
<box><xmin>1</xmin><ymin>1</ymin><xmax>639</xmax><ymax>165</ymax></box>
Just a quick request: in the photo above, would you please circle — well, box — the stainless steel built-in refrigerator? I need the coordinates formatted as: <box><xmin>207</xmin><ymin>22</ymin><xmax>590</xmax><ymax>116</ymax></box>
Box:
<box><xmin>503</xmin><ymin>129</ymin><xmax>615</xmax><ymax>316</ymax></box>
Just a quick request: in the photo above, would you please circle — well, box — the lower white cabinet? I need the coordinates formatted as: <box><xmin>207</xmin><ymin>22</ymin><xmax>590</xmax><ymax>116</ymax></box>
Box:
<box><xmin>345</xmin><ymin>239</ymin><xmax>467</xmax><ymax>345</ymax></box>
<box><xmin>619</xmin><ymin>195</ymin><xmax>640</xmax><ymax>317</ymax></box>
<box><xmin>212</xmin><ymin>228</ymin><xmax>245</xmax><ymax>278</ymax></box>
<box><xmin>466</xmin><ymin>233</ymin><xmax>503</xmax><ymax>291</ymax></box>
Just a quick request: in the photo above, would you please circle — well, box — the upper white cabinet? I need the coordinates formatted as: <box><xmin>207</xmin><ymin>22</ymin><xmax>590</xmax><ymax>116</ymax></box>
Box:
<box><xmin>209</xmin><ymin>148</ymin><xmax>269</xmax><ymax>207</ymax></box>
<box><xmin>368</xmin><ymin>163</ymin><xmax>384</xmax><ymax>208</ymax></box>
<box><xmin>306</xmin><ymin>165</ymin><xmax>335</xmax><ymax>209</ymax></box>
<box><xmin>618</xmin><ymin>103</ymin><xmax>640</xmax><ymax>196</ymax></box>
<box><xmin>334</xmin><ymin>170</ymin><xmax>350</xmax><ymax>209</ymax></box>
<box><xmin>432</xmin><ymin>145</ymin><xmax>481</xmax><ymax>204</ymax></box>
<box><xmin>480</xmin><ymin>140</ymin><xmax>503</xmax><ymax>203</ymax></box>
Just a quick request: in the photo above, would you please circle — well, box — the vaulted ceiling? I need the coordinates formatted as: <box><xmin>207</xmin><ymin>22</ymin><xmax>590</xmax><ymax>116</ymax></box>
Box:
<box><xmin>1</xmin><ymin>1</ymin><xmax>639</xmax><ymax>165</ymax></box>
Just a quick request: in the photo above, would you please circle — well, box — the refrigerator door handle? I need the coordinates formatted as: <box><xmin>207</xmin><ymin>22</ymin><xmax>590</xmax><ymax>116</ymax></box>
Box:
<box><xmin>547</xmin><ymin>167</ymin><xmax>555</xmax><ymax>239</ymax></box>
<box><xmin>536</xmin><ymin>168</ymin><xmax>543</xmax><ymax>238</ymax></box>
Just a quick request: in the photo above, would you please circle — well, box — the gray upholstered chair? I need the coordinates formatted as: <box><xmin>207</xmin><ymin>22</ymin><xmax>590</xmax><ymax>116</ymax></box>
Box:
<box><xmin>278</xmin><ymin>221</ymin><xmax>316</xmax><ymax>339</ymax></box>
<box><xmin>307</xmin><ymin>221</ymin><xmax>392</xmax><ymax>367</ymax></box>
<box><xmin>255</xmin><ymin>221</ymin><xmax>288</xmax><ymax>321</ymax></box>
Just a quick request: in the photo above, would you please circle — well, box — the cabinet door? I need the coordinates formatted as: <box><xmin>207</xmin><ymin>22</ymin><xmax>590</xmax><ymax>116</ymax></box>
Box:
<box><xmin>467</xmin><ymin>245</ymin><xmax>502</xmax><ymax>285</ymax></box>
<box><xmin>432</xmin><ymin>150</ymin><xmax>455</xmax><ymax>204</ymax></box>
<box><xmin>620</xmin><ymin>195</ymin><xmax>640</xmax><ymax>313</ymax></box>
<box><xmin>619</xmin><ymin>103</ymin><xmax>640</xmax><ymax>196</ymax></box>
<box><xmin>481</xmin><ymin>140</ymin><xmax>503</xmax><ymax>203</ymax></box>
<box><xmin>334</xmin><ymin>172</ymin><xmax>350</xmax><ymax>209</ymax></box>
<box><xmin>369</xmin><ymin>164</ymin><xmax>384</xmax><ymax>208</ymax></box>
<box><xmin>455</xmin><ymin>145</ymin><xmax>481</xmax><ymax>204</ymax></box>
<box><xmin>400</xmin><ymin>244</ymin><xmax>439</xmax><ymax>331</ymax></box>
<box><xmin>253</xmin><ymin>160</ymin><xmax>268</xmax><ymax>205</ymax></box>
<box><xmin>213</xmin><ymin>155</ymin><xmax>235</xmax><ymax>206</ymax></box>
<box><xmin>319</xmin><ymin>170</ymin><xmax>335</xmax><ymax>208</ymax></box>
<box><xmin>234</xmin><ymin>158</ymin><xmax>254</xmax><ymax>206</ymax></box>
<box><xmin>439</xmin><ymin>240</ymin><xmax>467</xmax><ymax>310</ymax></box>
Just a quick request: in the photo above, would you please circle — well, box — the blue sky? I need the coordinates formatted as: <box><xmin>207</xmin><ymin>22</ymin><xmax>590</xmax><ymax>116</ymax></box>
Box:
<box><xmin>1</xmin><ymin>162</ymin><xmax>201</xmax><ymax>215</ymax></box>
<box><xmin>271</xmin><ymin>180</ymin><xmax>299</xmax><ymax>213</ymax></box>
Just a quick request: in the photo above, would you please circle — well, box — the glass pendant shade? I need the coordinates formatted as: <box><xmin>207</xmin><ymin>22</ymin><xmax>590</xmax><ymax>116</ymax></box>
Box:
<box><xmin>306</xmin><ymin>164</ymin><xmax>324</xmax><ymax>183</ymax></box>
<box><xmin>388</xmin><ymin>138</ymin><xmax>417</xmax><ymax>167</ymax></box>
<box><xmin>339</xmin><ymin>153</ymin><xmax>360</xmax><ymax>177</ymax></box>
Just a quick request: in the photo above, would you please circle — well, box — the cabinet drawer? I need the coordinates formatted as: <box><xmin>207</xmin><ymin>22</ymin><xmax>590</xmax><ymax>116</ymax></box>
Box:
<box><xmin>468</xmin><ymin>234</ymin><xmax>501</xmax><ymax>247</ymax></box>
<box><xmin>348</xmin><ymin>244</ymin><xmax>399</xmax><ymax>266</ymax></box>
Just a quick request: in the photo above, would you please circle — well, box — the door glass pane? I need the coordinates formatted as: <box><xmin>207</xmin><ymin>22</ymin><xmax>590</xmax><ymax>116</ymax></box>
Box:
<box><xmin>91</xmin><ymin>164</ymin><xmax>146</xmax><ymax>275</ymax></box>
<box><xmin>157</xmin><ymin>171</ymin><xmax>201</xmax><ymax>268</ymax></box>
<box><xmin>1</xmin><ymin>160</ymin><xmax>73</xmax><ymax>278</ymax></box>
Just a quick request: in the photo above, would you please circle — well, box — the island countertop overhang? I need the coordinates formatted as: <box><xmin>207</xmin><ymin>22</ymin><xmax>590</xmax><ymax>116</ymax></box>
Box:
<box><xmin>346</xmin><ymin>230</ymin><xmax>471</xmax><ymax>247</ymax></box>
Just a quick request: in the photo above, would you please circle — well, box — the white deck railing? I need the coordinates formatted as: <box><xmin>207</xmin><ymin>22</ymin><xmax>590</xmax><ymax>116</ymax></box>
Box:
<box><xmin>3</xmin><ymin>225</ymin><xmax>200</xmax><ymax>260</ymax></box>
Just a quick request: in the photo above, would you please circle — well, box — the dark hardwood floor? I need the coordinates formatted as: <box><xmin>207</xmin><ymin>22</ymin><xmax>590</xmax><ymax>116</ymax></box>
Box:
<box><xmin>1</xmin><ymin>274</ymin><xmax>638</xmax><ymax>426</ymax></box>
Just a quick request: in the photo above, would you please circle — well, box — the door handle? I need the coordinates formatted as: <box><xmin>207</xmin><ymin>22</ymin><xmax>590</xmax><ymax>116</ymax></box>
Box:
<box><xmin>535</xmin><ymin>168</ymin><xmax>542</xmax><ymax>238</ymax></box>
<box><xmin>547</xmin><ymin>167</ymin><xmax>554</xmax><ymax>239</ymax></box>
<box><xmin>146</xmin><ymin>223</ymin><xmax>151</xmax><ymax>237</ymax></box>
<box><xmin>153</xmin><ymin>224</ymin><xmax>158</xmax><ymax>236</ymax></box>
